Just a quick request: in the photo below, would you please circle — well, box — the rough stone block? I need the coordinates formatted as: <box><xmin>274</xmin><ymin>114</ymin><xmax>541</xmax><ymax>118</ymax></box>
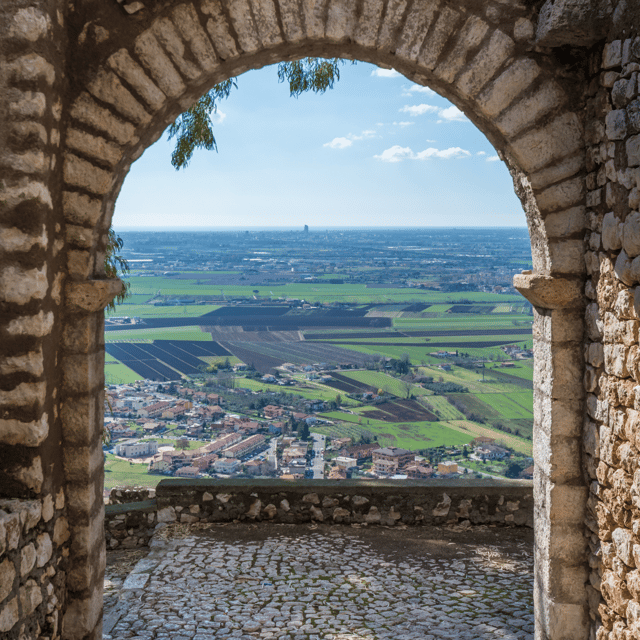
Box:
<box><xmin>201</xmin><ymin>0</ymin><xmax>239</xmax><ymax>59</ymax></box>
<box><xmin>70</xmin><ymin>93</ymin><xmax>137</xmax><ymax>146</ymax></box>
<box><xmin>606</xmin><ymin>109</ymin><xmax>628</xmax><ymax>140</ymax></box>
<box><xmin>535</xmin><ymin>176</ymin><xmax>585</xmax><ymax>213</ymax></box>
<box><xmin>66</xmin><ymin>129</ymin><xmax>123</xmax><ymax>168</ymax></box>
<box><xmin>455</xmin><ymin>28</ymin><xmax>514</xmax><ymax>98</ymax></box>
<box><xmin>89</xmin><ymin>68</ymin><xmax>151</xmax><ymax>126</ymax></box>
<box><xmin>510</xmin><ymin>112</ymin><xmax>583</xmax><ymax>174</ymax></box>
<box><xmin>497</xmin><ymin>81</ymin><xmax>566</xmax><ymax>139</ymax></box>
<box><xmin>224</xmin><ymin>0</ymin><xmax>260</xmax><ymax>54</ymax></box>
<box><xmin>395</xmin><ymin>1</ymin><xmax>438</xmax><ymax>61</ymax></box>
<box><xmin>419</xmin><ymin>5</ymin><xmax>460</xmax><ymax>70</ymax></box>
<box><xmin>63</xmin><ymin>444</ymin><xmax>104</xmax><ymax>484</ymax></box>
<box><xmin>61</xmin><ymin>353</ymin><xmax>103</xmax><ymax>394</ymax></box>
<box><xmin>0</xmin><ymin>597</ymin><xmax>18</xmax><ymax>633</ymax></box>
<box><xmin>628</xmin><ymin>134</ymin><xmax>640</xmax><ymax>166</ymax></box>
<box><xmin>434</xmin><ymin>15</ymin><xmax>489</xmax><ymax>84</ymax></box>
<box><xmin>62</xmin><ymin>587</ymin><xmax>103</xmax><ymax>640</ymax></box>
<box><xmin>0</xmin><ymin>264</ymin><xmax>48</xmax><ymax>304</ymax></box>
<box><xmin>63</xmin><ymin>154</ymin><xmax>112</xmax><ymax>196</ymax></box>
<box><xmin>0</xmin><ymin>414</ymin><xmax>48</xmax><ymax>447</ymax></box>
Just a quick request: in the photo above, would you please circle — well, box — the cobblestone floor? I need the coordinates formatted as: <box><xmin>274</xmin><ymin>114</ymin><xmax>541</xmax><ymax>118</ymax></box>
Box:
<box><xmin>104</xmin><ymin>523</ymin><xmax>533</xmax><ymax>640</ymax></box>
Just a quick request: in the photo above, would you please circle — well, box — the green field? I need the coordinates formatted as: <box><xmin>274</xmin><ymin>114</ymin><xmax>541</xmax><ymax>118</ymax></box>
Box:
<box><xmin>104</xmin><ymin>454</ymin><xmax>164</xmax><ymax>490</ymax></box>
<box><xmin>237</xmin><ymin>377</ymin><xmax>356</xmax><ymax>405</ymax></box>
<box><xmin>104</xmin><ymin>362</ymin><xmax>143</xmax><ymax>384</ymax></box>
<box><xmin>107</xmin><ymin>304</ymin><xmax>221</xmax><ymax>318</ymax></box>
<box><xmin>105</xmin><ymin>326</ymin><xmax>213</xmax><ymax>342</ymax></box>
<box><xmin>315</xmin><ymin>414</ymin><xmax>471</xmax><ymax>450</ymax></box>
<box><xmin>341</xmin><ymin>370</ymin><xmax>430</xmax><ymax>397</ymax></box>
<box><xmin>122</xmin><ymin>276</ymin><xmax>526</xmax><ymax>305</ymax></box>
<box><xmin>475</xmin><ymin>391</ymin><xmax>534</xmax><ymax>420</ymax></box>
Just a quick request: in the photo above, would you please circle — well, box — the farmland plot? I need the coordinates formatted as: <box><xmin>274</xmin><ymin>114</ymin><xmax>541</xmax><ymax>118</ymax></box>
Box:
<box><xmin>105</xmin><ymin>340</ymin><xmax>231</xmax><ymax>380</ymax></box>
<box><xmin>221</xmin><ymin>342</ymin><xmax>372</xmax><ymax>373</ymax></box>
<box><xmin>342</xmin><ymin>371</ymin><xmax>429</xmax><ymax>397</ymax></box>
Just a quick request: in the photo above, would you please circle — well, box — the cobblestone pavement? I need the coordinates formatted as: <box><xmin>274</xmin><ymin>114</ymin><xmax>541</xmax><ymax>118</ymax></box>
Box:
<box><xmin>104</xmin><ymin>523</ymin><xmax>533</xmax><ymax>640</ymax></box>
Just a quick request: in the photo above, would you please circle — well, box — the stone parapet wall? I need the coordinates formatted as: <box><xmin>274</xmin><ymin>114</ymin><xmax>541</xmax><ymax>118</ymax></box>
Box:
<box><xmin>105</xmin><ymin>479</ymin><xmax>533</xmax><ymax>550</ymax></box>
<box><xmin>0</xmin><ymin>495</ymin><xmax>68</xmax><ymax>640</ymax></box>
<box><xmin>107</xmin><ymin>486</ymin><xmax>155</xmax><ymax>505</ymax></box>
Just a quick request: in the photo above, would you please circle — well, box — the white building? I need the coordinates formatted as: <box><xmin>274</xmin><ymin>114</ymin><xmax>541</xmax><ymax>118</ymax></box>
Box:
<box><xmin>214</xmin><ymin>458</ymin><xmax>241</xmax><ymax>474</ymax></box>
<box><xmin>114</xmin><ymin>441</ymin><xmax>159</xmax><ymax>458</ymax></box>
<box><xmin>334</xmin><ymin>456</ymin><xmax>358</xmax><ymax>470</ymax></box>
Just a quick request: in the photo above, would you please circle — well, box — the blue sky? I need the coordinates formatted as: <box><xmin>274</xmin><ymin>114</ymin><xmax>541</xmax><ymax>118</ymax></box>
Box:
<box><xmin>113</xmin><ymin>62</ymin><xmax>526</xmax><ymax>230</ymax></box>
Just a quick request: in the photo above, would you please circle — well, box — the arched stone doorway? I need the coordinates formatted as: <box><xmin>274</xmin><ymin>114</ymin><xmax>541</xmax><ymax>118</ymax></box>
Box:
<box><xmin>1</xmin><ymin>0</ymin><xmax>601</xmax><ymax>638</ymax></box>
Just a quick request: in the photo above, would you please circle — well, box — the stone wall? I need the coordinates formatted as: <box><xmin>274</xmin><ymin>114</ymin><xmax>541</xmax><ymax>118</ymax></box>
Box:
<box><xmin>104</xmin><ymin>479</ymin><xmax>533</xmax><ymax>550</ymax></box>
<box><xmin>107</xmin><ymin>486</ymin><xmax>155</xmax><ymax>505</ymax></box>
<box><xmin>583</xmin><ymin>28</ymin><xmax>640</xmax><ymax>640</ymax></box>
<box><xmin>0</xmin><ymin>495</ymin><xmax>68</xmax><ymax>639</ymax></box>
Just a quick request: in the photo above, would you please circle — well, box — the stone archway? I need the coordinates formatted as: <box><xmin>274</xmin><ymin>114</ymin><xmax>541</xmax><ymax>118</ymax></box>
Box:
<box><xmin>1</xmin><ymin>0</ymin><xmax>599</xmax><ymax>638</ymax></box>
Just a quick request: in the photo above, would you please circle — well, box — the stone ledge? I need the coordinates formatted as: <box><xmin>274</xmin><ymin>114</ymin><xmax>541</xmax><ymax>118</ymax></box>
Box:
<box><xmin>513</xmin><ymin>272</ymin><xmax>584</xmax><ymax>310</ymax></box>
<box><xmin>64</xmin><ymin>278</ymin><xmax>122</xmax><ymax>312</ymax></box>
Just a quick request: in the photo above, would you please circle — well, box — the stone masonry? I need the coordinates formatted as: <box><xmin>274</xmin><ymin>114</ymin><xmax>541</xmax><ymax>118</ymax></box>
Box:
<box><xmin>104</xmin><ymin>479</ymin><xmax>533</xmax><ymax>549</ymax></box>
<box><xmin>1</xmin><ymin>0</ymin><xmax>640</xmax><ymax>638</ymax></box>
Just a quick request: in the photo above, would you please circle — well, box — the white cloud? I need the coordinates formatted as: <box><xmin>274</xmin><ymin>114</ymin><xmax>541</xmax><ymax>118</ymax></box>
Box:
<box><xmin>324</xmin><ymin>137</ymin><xmax>352</xmax><ymax>149</ymax></box>
<box><xmin>324</xmin><ymin>130</ymin><xmax>376</xmax><ymax>149</ymax></box>
<box><xmin>486</xmin><ymin>155</ymin><xmax>500</xmax><ymax>162</ymax></box>
<box><xmin>476</xmin><ymin>151</ymin><xmax>486</xmax><ymax>156</ymax></box>
<box><xmin>352</xmin><ymin>130</ymin><xmax>376</xmax><ymax>140</ymax></box>
<box><xmin>392</xmin><ymin>121</ymin><xmax>415</xmax><ymax>127</ymax></box>
<box><xmin>374</xmin><ymin>145</ymin><xmax>415</xmax><ymax>162</ymax></box>
<box><xmin>211</xmin><ymin>110</ymin><xmax>226</xmax><ymax>124</ymax></box>
<box><xmin>375</xmin><ymin>145</ymin><xmax>471</xmax><ymax>162</ymax></box>
<box><xmin>402</xmin><ymin>85</ymin><xmax>436</xmax><ymax>97</ymax></box>
<box><xmin>437</xmin><ymin>105</ymin><xmax>468</xmax><ymax>122</ymax></box>
<box><xmin>415</xmin><ymin>147</ymin><xmax>471</xmax><ymax>160</ymax></box>
<box><xmin>372</xmin><ymin>68</ymin><xmax>400</xmax><ymax>78</ymax></box>
<box><xmin>400</xmin><ymin>104</ymin><xmax>439</xmax><ymax>116</ymax></box>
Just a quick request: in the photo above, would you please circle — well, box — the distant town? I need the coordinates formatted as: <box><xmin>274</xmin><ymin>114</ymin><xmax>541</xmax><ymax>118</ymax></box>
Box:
<box><xmin>104</xmin><ymin>228</ymin><xmax>535</xmax><ymax>491</ymax></box>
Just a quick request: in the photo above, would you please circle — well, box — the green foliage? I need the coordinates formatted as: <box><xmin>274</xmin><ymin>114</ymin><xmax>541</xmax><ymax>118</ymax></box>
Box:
<box><xmin>168</xmin><ymin>59</ymin><xmax>349</xmax><ymax>169</ymax></box>
<box><xmin>167</xmin><ymin>78</ymin><xmax>237</xmax><ymax>169</ymax></box>
<box><xmin>105</xmin><ymin>229</ymin><xmax>130</xmax><ymax>311</ymax></box>
<box><xmin>277</xmin><ymin>57</ymin><xmax>348</xmax><ymax>97</ymax></box>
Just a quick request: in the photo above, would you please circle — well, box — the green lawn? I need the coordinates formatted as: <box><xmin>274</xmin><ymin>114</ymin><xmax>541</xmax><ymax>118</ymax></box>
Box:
<box><xmin>104</xmin><ymin>454</ymin><xmax>164</xmax><ymax>490</ymax></box>
<box><xmin>104</xmin><ymin>362</ymin><xmax>143</xmax><ymax>384</ymax></box>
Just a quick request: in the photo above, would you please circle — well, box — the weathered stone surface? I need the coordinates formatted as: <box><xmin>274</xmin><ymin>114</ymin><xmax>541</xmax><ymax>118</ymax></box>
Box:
<box><xmin>514</xmin><ymin>272</ymin><xmax>584</xmax><ymax>309</ymax></box>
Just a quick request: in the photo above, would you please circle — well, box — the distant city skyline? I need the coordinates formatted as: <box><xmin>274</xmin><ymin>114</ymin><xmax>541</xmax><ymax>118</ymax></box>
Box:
<box><xmin>113</xmin><ymin>62</ymin><xmax>526</xmax><ymax>230</ymax></box>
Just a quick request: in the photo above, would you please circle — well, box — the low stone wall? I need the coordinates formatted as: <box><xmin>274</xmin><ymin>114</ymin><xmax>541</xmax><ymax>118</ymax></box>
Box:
<box><xmin>105</xmin><ymin>479</ymin><xmax>533</xmax><ymax>550</ymax></box>
<box><xmin>0</xmin><ymin>494</ymin><xmax>67</xmax><ymax>639</ymax></box>
<box><xmin>108</xmin><ymin>486</ymin><xmax>156</xmax><ymax>505</ymax></box>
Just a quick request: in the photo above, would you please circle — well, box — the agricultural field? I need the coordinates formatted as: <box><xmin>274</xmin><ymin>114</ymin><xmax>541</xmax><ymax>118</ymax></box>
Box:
<box><xmin>106</xmin><ymin>304</ymin><xmax>221</xmax><ymax>318</ymax></box>
<box><xmin>341</xmin><ymin>371</ymin><xmax>430</xmax><ymax>397</ymax></box>
<box><xmin>313</xmin><ymin>414</ymin><xmax>471</xmax><ymax>450</ymax></box>
<box><xmin>105</xmin><ymin>340</ymin><xmax>230</xmax><ymax>381</ymax></box>
<box><xmin>238</xmin><ymin>377</ymin><xmax>356</xmax><ymax>406</ymax></box>
<box><xmin>123</xmin><ymin>275</ymin><xmax>526</xmax><ymax>305</ymax></box>
<box><xmin>105</xmin><ymin>256</ymin><xmax>535</xmax><ymax>458</ymax></box>
<box><xmin>105</xmin><ymin>326</ymin><xmax>213</xmax><ymax>342</ymax></box>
